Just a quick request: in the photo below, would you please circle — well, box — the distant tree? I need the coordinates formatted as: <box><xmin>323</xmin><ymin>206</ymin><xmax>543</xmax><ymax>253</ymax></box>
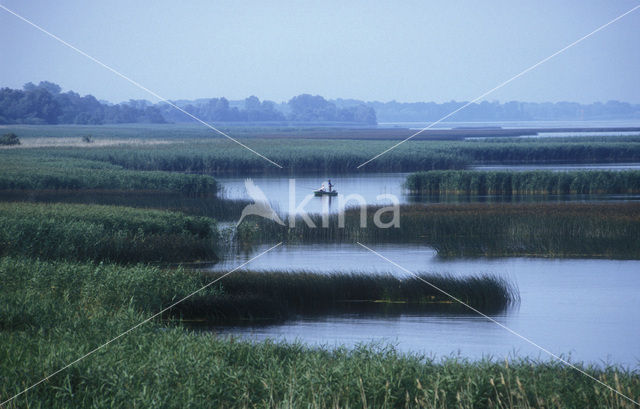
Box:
<box><xmin>288</xmin><ymin>94</ymin><xmax>337</xmax><ymax>121</ymax></box>
<box><xmin>288</xmin><ymin>94</ymin><xmax>376</xmax><ymax>124</ymax></box>
<box><xmin>0</xmin><ymin>132</ymin><xmax>20</xmax><ymax>145</ymax></box>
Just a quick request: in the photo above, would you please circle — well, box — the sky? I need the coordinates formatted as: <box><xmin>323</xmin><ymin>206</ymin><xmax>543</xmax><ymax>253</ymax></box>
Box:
<box><xmin>1</xmin><ymin>0</ymin><xmax>639</xmax><ymax>104</ymax></box>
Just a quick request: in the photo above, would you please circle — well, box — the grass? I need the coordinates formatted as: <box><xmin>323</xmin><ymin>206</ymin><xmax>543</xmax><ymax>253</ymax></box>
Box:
<box><xmin>1</xmin><ymin>256</ymin><xmax>638</xmax><ymax>408</ymax></box>
<box><xmin>0</xmin><ymin>202</ymin><xmax>219</xmax><ymax>263</ymax></box>
<box><xmin>236</xmin><ymin>202</ymin><xmax>640</xmax><ymax>258</ymax></box>
<box><xmin>0</xmin><ymin>150</ymin><xmax>218</xmax><ymax>196</ymax></box>
<box><xmin>405</xmin><ymin>170</ymin><xmax>640</xmax><ymax>195</ymax></box>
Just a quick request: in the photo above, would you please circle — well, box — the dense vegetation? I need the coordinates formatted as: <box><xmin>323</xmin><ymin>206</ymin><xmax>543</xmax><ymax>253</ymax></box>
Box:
<box><xmin>162</xmin><ymin>93</ymin><xmax>377</xmax><ymax>124</ymax></box>
<box><xmin>1</xmin><ymin>257</ymin><xmax>637</xmax><ymax>408</ymax></box>
<box><xmin>50</xmin><ymin>140</ymin><xmax>465</xmax><ymax>173</ymax></box>
<box><xmin>0</xmin><ymin>202</ymin><xmax>219</xmax><ymax>263</ymax></box>
<box><xmin>237</xmin><ymin>203</ymin><xmax>640</xmax><ymax>258</ymax></box>
<box><xmin>0</xmin><ymin>82</ymin><xmax>376</xmax><ymax>124</ymax></box>
<box><xmin>0</xmin><ymin>189</ymin><xmax>249</xmax><ymax>222</ymax></box>
<box><xmin>405</xmin><ymin>170</ymin><xmax>640</xmax><ymax>195</ymax></box>
<box><xmin>5</xmin><ymin>127</ymin><xmax>640</xmax><ymax>174</ymax></box>
<box><xmin>456</xmin><ymin>139</ymin><xmax>640</xmax><ymax>164</ymax></box>
<box><xmin>5</xmin><ymin>124</ymin><xmax>640</xmax><ymax>174</ymax></box>
<box><xmin>0</xmin><ymin>81</ymin><xmax>165</xmax><ymax>125</ymax></box>
<box><xmin>0</xmin><ymin>132</ymin><xmax>20</xmax><ymax>145</ymax></box>
<box><xmin>177</xmin><ymin>270</ymin><xmax>517</xmax><ymax>323</ymax></box>
<box><xmin>0</xmin><ymin>150</ymin><xmax>218</xmax><ymax>196</ymax></box>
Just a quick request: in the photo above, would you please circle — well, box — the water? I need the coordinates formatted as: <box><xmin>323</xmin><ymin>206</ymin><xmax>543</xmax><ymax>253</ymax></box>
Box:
<box><xmin>217</xmin><ymin>169</ymin><xmax>640</xmax><ymax>212</ymax></box>
<box><xmin>378</xmin><ymin>119</ymin><xmax>640</xmax><ymax>130</ymax></box>
<box><xmin>218</xmin><ymin>173</ymin><xmax>409</xmax><ymax>214</ymax></box>
<box><xmin>208</xmin><ymin>243</ymin><xmax>640</xmax><ymax>367</ymax></box>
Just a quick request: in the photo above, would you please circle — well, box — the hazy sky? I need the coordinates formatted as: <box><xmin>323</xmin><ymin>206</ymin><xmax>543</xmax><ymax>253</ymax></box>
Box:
<box><xmin>1</xmin><ymin>0</ymin><xmax>639</xmax><ymax>104</ymax></box>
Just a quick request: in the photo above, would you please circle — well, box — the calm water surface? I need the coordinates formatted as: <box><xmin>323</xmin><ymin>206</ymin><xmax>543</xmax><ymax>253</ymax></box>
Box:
<box><xmin>217</xmin><ymin>169</ymin><xmax>640</xmax><ymax>213</ymax></box>
<box><xmin>208</xmin><ymin>243</ymin><xmax>640</xmax><ymax>368</ymax></box>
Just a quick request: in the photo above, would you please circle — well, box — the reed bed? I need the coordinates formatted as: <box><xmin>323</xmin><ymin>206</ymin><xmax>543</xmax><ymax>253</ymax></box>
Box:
<box><xmin>176</xmin><ymin>270</ymin><xmax>517</xmax><ymax>322</ymax></box>
<box><xmin>0</xmin><ymin>257</ymin><xmax>516</xmax><ymax>330</ymax></box>
<box><xmin>405</xmin><ymin>170</ymin><xmax>640</xmax><ymax>195</ymax></box>
<box><xmin>52</xmin><ymin>140</ymin><xmax>465</xmax><ymax>173</ymax></box>
<box><xmin>0</xmin><ymin>202</ymin><xmax>219</xmax><ymax>263</ymax></box>
<box><xmin>0</xmin><ymin>189</ymin><xmax>250</xmax><ymax>221</ymax></box>
<box><xmin>16</xmin><ymin>132</ymin><xmax>640</xmax><ymax>175</ymax></box>
<box><xmin>237</xmin><ymin>202</ymin><xmax>640</xmax><ymax>258</ymax></box>
<box><xmin>1</xmin><ymin>256</ymin><xmax>637</xmax><ymax>408</ymax></box>
<box><xmin>0</xmin><ymin>150</ymin><xmax>218</xmax><ymax>196</ymax></box>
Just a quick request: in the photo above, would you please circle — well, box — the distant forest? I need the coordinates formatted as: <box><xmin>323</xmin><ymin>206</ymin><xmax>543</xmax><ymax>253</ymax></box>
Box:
<box><xmin>0</xmin><ymin>82</ymin><xmax>377</xmax><ymax>125</ymax></box>
<box><xmin>0</xmin><ymin>82</ymin><xmax>166</xmax><ymax>125</ymax></box>
<box><xmin>2</xmin><ymin>81</ymin><xmax>639</xmax><ymax>126</ymax></box>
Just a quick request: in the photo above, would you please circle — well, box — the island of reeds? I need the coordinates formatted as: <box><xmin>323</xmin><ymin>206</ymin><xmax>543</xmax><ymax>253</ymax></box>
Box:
<box><xmin>236</xmin><ymin>202</ymin><xmax>640</xmax><ymax>258</ymax></box>
<box><xmin>405</xmin><ymin>169</ymin><xmax>640</xmax><ymax>195</ymax></box>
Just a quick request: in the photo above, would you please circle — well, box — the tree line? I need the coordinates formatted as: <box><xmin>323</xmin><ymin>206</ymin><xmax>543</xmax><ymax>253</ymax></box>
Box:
<box><xmin>159</xmin><ymin>93</ymin><xmax>377</xmax><ymax>124</ymax></box>
<box><xmin>0</xmin><ymin>81</ymin><xmax>166</xmax><ymax>125</ymax></box>
<box><xmin>0</xmin><ymin>82</ymin><xmax>377</xmax><ymax>125</ymax></box>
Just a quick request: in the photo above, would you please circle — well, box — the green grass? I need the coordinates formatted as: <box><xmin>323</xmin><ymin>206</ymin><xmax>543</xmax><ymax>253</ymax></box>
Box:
<box><xmin>1</xmin><ymin>256</ymin><xmax>638</xmax><ymax>408</ymax></box>
<box><xmin>237</xmin><ymin>202</ymin><xmax>640</xmax><ymax>258</ymax></box>
<box><xmin>0</xmin><ymin>150</ymin><xmax>218</xmax><ymax>196</ymax></box>
<box><xmin>405</xmin><ymin>170</ymin><xmax>640</xmax><ymax>195</ymax></box>
<box><xmin>0</xmin><ymin>202</ymin><xmax>219</xmax><ymax>263</ymax></box>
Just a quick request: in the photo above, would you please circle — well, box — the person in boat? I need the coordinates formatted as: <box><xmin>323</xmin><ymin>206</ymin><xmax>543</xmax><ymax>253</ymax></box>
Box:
<box><xmin>328</xmin><ymin>179</ymin><xmax>333</xmax><ymax>192</ymax></box>
<box><xmin>319</xmin><ymin>183</ymin><xmax>326</xmax><ymax>192</ymax></box>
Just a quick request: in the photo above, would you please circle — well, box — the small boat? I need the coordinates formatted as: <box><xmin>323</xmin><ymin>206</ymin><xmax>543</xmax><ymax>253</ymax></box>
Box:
<box><xmin>314</xmin><ymin>189</ymin><xmax>338</xmax><ymax>197</ymax></box>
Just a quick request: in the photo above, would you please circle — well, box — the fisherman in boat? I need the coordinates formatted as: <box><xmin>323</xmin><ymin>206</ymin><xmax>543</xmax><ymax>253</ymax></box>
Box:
<box><xmin>319</xmin><ymin>183</ymin><xmax>326</xmax><ymax>192</ymax></box>
<box><xmin>328</xmin><ymin>179</ymin><xmax>333</xmax><ymax>192</ymax></box>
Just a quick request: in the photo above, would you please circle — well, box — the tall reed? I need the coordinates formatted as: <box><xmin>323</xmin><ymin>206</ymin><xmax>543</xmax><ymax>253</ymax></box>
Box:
<box><xmin>0</xmin><ymin>202</ymin><xmax>219</xmax><ymax>263</ymax></box>
<box><xmin>1</xmin><ymin>256</ymin><xmax>637</xmax><ymax>408</ymax></box>
<box><xmin>237</xmin><ymin>202</ymin><xmax>640</xmax><ymax>258</ymax></box>
<box><xmin>405</xmin><ymin>170</ymin><xmax>640</xmax><ymax>195</ymax></box>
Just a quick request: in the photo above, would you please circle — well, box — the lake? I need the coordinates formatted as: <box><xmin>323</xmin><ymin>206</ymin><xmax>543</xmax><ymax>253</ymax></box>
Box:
<box><xmin>207</xmin><ymin>243</ymin><xmax>640</xmax><ymax>367</ymax></box>
<box><xmin>217</xmin><ymin>166</ymin><xmax>640</xmax><ymax>214</ymax></box>
<box><xmin>209</xmin><ymin>168</ymin><xmax>640</xmax><ymax>368</ymax></box>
